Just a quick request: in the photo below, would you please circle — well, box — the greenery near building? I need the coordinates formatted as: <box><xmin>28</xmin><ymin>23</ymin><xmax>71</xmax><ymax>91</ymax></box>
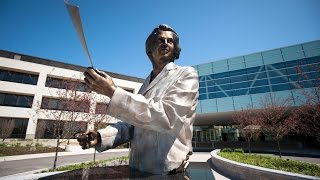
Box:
<box><xmin>218</xmin><ymin>148</ymin><xmax>320</xmax><ymax>177</ymax></box>
<box><xmin>0</xmin><ymin>143</ymin><xmax>63</xmax><ymax>157</ymax></box>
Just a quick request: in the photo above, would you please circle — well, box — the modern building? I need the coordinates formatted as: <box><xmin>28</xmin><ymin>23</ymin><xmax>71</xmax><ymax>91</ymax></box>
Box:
<box><xmin>0</xmin><ymin>40</ymin><xmax>319</xmax><ymax>144</ymax></box>
<box><xmin>193</xmin><ymin>40</ymin><xmax>320</xmax><ymax>143</ymax></box>
<box><xmin>0</xmin><ymin>50</ymin><xmax>143</xmax><ymax>140</ymax></box>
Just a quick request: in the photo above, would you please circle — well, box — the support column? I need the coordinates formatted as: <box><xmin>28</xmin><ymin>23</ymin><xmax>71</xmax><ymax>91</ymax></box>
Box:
<box><xmin>25</xmin><ymin>72</ymin><xmax>47</xmax><ymax>139</ymax></box>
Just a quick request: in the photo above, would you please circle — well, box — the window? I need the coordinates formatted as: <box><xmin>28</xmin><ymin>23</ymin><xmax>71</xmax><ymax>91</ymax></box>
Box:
<box><xmin>270</xmin><ymin>77</ymin><xmax>288</xmax><ymax>84</ymax></box>
<box><xmin>199</xmin><ymin>94</ymin><xmax>207</xmax><ymax>100</ymax></box>
<box><xmin>232</xmin><ymin>89</ymin><xmax>248</xmax><ymax>96</ymax></box>
<box><xmin>41</xmin><ymin>97</ymin><xmax>90</xmax><ymax>113</ymax></box>
<box><xmin>95</xmin><ymin>103</ymin><xmax>108</xmax><ymax>114</ymax></box>
<box><xmin>45</xmin><ymin>77</ymin><xmax>89</xmax><ymax>92</ymax></box>
<box><xmin>199</xmin><ymin>81</ymin><xmax>206</xmax><ymax>87</ymax></box>
<box><xmin>249</xmin><ymin>86</ymin><xmax>270</xmax><ymax>94</ymax></box>
<box><xmin>0</xmin><ymin>117</ymin><xmax>28</xmax><ymax>139</ymax></box>
<box><xmin>272</xmin><ymin>84</ymin><xmax>291</xmax><ymax>92</ymax></box>
<box><xmin>230</xmin><ymin>75</ymin><xmax>247</xmax><ymax>83</ymax></box>
<box><xmin>10</xmin><ymin>118</ymin><xmax>28</xmax><ymax>138</ymax></box>
<box><xmin>253</xmin><ymin>79</ymin><xmax>269</xmax><ymax>87</ymax></box>
<box><xmin>0</xmin><ymin>69</ymin><xmax>38</xmax><ymax>85</ymax></box>
<box><xmin>231</xmin><ymin>82</ymin><xmax>249</xmax><ymax>90</ymax></box>
<box><xmin>0</xmin><ymin>93</ymin><xmax>33</xmax><ymax>108</ymax></box>
<box><xmin>199</xmin><ymin>88</ymin><xmax>207</xmax><ymax>94</ymax></box>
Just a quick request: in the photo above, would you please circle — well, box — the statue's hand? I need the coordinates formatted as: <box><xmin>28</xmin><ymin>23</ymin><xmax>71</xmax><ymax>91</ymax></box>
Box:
<box><xmin>75</xmin><ymin>131</ymin><xmax>98</xmax><ymax>149</ymax></box>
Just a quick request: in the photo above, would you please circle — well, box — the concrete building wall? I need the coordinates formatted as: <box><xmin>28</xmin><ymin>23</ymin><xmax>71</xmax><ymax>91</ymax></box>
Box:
<box><xmin>0</xmin><ymin>53</ymin><xmax>143</xmax><ymax>139</ymax></box>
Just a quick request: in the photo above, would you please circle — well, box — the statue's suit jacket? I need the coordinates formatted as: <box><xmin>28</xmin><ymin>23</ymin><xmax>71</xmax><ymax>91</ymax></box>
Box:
<box><xmin>96</xmin><ymin>62</ymin><xmax>199</xmax><ymax>175</ymax></box>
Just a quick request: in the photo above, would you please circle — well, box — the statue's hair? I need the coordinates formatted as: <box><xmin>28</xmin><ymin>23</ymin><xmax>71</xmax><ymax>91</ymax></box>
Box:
<box><xmin>145</xmin><ymin>24</ymin><xmax>181</xmax><ymax>61</ymax></box>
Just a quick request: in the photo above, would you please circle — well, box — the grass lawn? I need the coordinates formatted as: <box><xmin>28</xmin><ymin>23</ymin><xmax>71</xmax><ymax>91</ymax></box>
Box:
<box><xmin>218</xmin><ymin>149</ymin><xmax>320</xmax><ymax>177</ymax></box>
<box><xmin>0</xmin><ymin>142</ymin><xmax>63</xmax><ymax>156</ymax></box>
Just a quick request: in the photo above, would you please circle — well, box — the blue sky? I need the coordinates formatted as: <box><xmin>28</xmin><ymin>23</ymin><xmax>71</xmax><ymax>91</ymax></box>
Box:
<box><xmin>1</xmin><ymin>0</ymin><xmax>319</xmax><ymax>78</ymax></box>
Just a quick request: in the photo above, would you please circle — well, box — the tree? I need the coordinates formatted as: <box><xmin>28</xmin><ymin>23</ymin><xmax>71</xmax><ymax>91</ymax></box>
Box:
<box><xmin>37</xmin><ymin>77</ymin><xmax>93</xmax><ymax>170</ymax></box>
<box><xmin>232</xmin><ymin>108</ymin><xmax>261</xmax><ymax>153</ymax></box>
<box><xmin>258</xmin><ymin>95</ymin><xmax>298</xmax><ymax>158</ymax></box>
<box><xmin>0</xmin><ymin>118</ymin><xmax>15</xmax><ymax>142</ymax></box>
<box><xmin>293</xmin><ymin>63</ymin><xmax>320</xmax><ymax>143</ymax></box>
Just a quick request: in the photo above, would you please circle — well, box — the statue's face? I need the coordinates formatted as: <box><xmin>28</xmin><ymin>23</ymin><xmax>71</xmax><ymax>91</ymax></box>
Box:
<box><xmin>150</xmin><ymin>30</ymin><xmax>175</xmax><ymax>65</ymax></box>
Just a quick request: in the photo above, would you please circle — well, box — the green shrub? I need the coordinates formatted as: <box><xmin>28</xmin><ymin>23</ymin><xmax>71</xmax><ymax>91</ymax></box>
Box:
<box><xmin>218</xmin><ymin>151</ymin><xmax>320</xmax><ymax>177</ymax></box>
<box><xmin>234</xmin><ymin>148</ymin><xmax>244</xmax><ymax>153</ymax></box>
<box><xmin>220</xmin><ymin>148</ymin><xmax>233</xmax><ymax>152</ymax></box>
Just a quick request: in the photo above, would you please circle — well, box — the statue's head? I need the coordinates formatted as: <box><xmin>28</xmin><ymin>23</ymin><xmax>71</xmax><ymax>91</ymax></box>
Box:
<box><xmin>145</xmin><ymin>24</ymin><xmax>181</xmax><ymax>62</ymax></box>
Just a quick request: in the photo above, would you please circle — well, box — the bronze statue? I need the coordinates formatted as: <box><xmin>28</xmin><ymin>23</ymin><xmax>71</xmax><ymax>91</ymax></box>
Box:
<box><xmin>79</xmin><ymin>24</ymin><xmax>199</xmax><ymax>175</ymax></box>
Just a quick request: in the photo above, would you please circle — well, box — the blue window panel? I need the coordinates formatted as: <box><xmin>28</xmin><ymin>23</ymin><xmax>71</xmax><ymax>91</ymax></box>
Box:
<box><xmin>286</xmin><ymin>67</ymin><xmax>298</xmax><ymax>75</ymax></box>
<box><xmin>229</xmin><ymin>63</ymin><xmax>246</xmax><ymax>71</ymax></box>
<box><xmin>215</xmin><ymin>92</ymin><xmax>227</xmax><ymax>98</ymax></box>
<box><xmin>201</xmin><ymin>105</ymin><xmax>218</xmax><ymax>113</ymax></box>
<box><xmin>271</xmin><ymin>84</ymin><xmax>291</xmax><ymax>92</ymax></box>
<box><xmin>221</xmin><ymin>84</ymin><xmax>232</xmax><ymax>91</ymax></box>
<box><xmin>246</xmin><ymin>59</ymin><xmax>264</xmax><ymax>68</ymax></box>
<box><xmin>199</xmin><ymin>76</ymin><xmax>206</xmax><ymax>82</ymax></box>
<box><xmin>283</xmin><ymin>52</ymin><xmax>305</xmax><ymax>62</ymax></box>
<box><xmin>253</xmin><ymin>79</ymin><xmax>269</xmax><ymax>87</ymax></box>
<box><xmin>208</xmin><ymin>93</ymin><xmax>216</xmax><ymax>99</ymax></box>
<box><xmin>287</xmin><ymin>74</ymin><xmax>301</xmax><ymax>81</ymax></box>
<box><xmin>229</xmin><ymin>69</ymin><xmax>247</xmax><ymax>77</ymax></box>
<box><xmin>214</xmin><ymin>72</ymin><xmax>229</xmax><ymax>79</ymax></box>
<box><xmin>246</xmin><ymin>66</ymin><xmax>264</xmax><ymax>73</ymax></box>
<box><xmin>308</xmin><ymin>71</ymin><xmax>320</xmax><ymax>79</ymax></box>
<box><xmin>264</xmin><ymin>56</ymin><xmax>283</xmax><ymax>65</ymax></box>
<box><xmin>213</xmin><ymin>66</ymin><xmax>228</xmax><ymax>73</ymax></box>
<box><xmin>232</xmin><ymin>89</ymin><xmax>248</xmax><ymax>96</ymax></box>
<box><xmin>231</xmin><ymin>82</ymin><xmax>249</xmax><ymax>89</ymax></box>
<box><xmin>247</xmin><ymin>74</ymin><xmax>257</xmax><ymax>80</ymax></box>
<box><xmin>199</xmin><ymin>88</ymin><xmax>207</xmax><ymax>94</ymax></box>
<box><xmin>215</xmin><ymin>78</ymin><xmax>230</xmax><ymax>85</ymax></box>
<box><xmin>196</xmin><ymin>103</ymin><xmax>202</xmax><ymax>113</ymax></box>
<box><xmin>233</xmin><ymin>95</ymin><xmax>252</xmax><ymax>105</ymax></box>
<box><xmin>244</xmin><ymin>53</ymin><xmax>262</xmax><ymax>62</ymax></box>
<box><xmin>270</xmin><ymin>62</ymin><xmax>286</xmax><ymax>69</ymax></box>
<box><xmin>207</xmin><ymin>86</ymin><xmax>220</xmax><ymax>93</ymax></box>
<box><xmin>285</xmin><ymin>59</ymin><xmax>306</xmax><ymax>68</ymax></box>
<box><xmin>304</xmin><ymin>48</ymin><xmax>320</xmax><ymax>57</ymax></box>
<box><xmin>226</xmin><ymin>90</ymin><xmax>233</xmax><ymax>96</ymax></box>
<box><xmin>198</xmin><ymin>68</ymin><xmax>213</xmax><ymax>76</ymax></box>
<box><xmin>268</xmin><ymin>70</ymin><xmax>282</xmax><ymax>77</ymax></box>
<box><xmin>213</xmin><ymin>59</ymin><xmax>228</xmax><ymax>67</ymax></box>
<box><xmin>201</xmin><ymin>99</ymin><xmax>217</xmax><ymax>107</ymax></box>
<box><xmin>270</xmin><ymin>77</ymin><xmax>288</xmax><ymax>84</ymax></box>
<box><xmin>199</xmin><ymin>81</ymin><xmax>206</xmax><ymax>87</ymax></box>
<box><xmin>305</xmin><ymin>56</ymin><xmax>320</xmax><ymax>64</ymax></box>
<box><xmin>199</xmin><ymin>94</ymin><xmax>207</xmax><ymax>100</ymax></box>
<box><xmin>249</xmin><ymin>86</ymin><xmax>270</xmax><ymax>94</ymax></box>
<box><xmin>197</xmin><ymin>63</ymin><xmax>212</xmax><ymax>70</ymax></box>
<box><xmin>257</xmin><ymin>72</ymin><xmax>267</xmax><ymax>79</ymax></box>
<box><xmin>217</xmin><ymin>97</ymin><xmax>234</xmax><ymax>112</ymax></box>
<box><xmin>207</xmin><ymin>80</ymin><xmax>215</xmax><ymax>86</ymax></box>
<box><xmin>208</xmin><ymin>74</ymin><xmax>215</xmax><ymax>80</ymax></box>
<box><xmin>230</xmin><ymin>75</ymin><xmax>248</xmax><ymax>83</ymax></box>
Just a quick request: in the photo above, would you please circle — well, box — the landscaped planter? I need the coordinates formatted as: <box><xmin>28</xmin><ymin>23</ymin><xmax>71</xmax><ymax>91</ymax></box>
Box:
<box><xmin>210</xmin><ymin>149</ymin><xmax>319</xmax><ymax>180</ymax></box>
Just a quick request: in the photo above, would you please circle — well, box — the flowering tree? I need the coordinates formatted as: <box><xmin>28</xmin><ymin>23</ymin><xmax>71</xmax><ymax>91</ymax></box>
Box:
<box><xmin>258</xmin><ymin>95</ymin><xmax>298</xmax><ymax>158</ymax></box>
<box><xmin>37</xmin><ymin>77</ymin><xmax>93</xmax><ymax>170</ymax></box>
<box><xmin>232</xmin><ymin>108</ymin><xmax>261</xmax><ymax>153</ymax></box>
<box><xmin>293</xmin><ymin>63</ymin><xmax>320</xmax><ymax>143</ymax></box>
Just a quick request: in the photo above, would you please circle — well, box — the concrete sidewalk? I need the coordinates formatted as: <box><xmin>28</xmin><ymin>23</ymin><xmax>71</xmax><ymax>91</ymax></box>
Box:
<box><xmin>0</xmin><ymin>148</ymin><xmax>129</xmax><ymax>162</ymax></box>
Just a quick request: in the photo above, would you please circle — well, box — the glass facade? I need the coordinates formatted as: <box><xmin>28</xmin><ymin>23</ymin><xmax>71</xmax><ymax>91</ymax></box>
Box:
<box><xmin>0</xmin><ymin>93</ymin><xmax>34</xmax><ymax>108</ymax></box>
<box><xmin>194</xmin><ymin>40</ymin><xmax>320</xmax><ymax>113</ymax></box>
